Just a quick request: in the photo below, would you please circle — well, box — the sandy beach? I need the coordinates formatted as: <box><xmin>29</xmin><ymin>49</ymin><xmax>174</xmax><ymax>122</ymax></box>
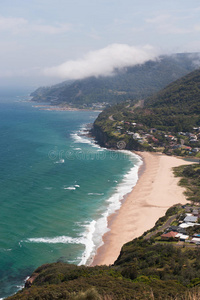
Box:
<box><xmin>91</xmin><ymin>152</ymin><xmax>194</xmax><ymax>266</ymax></box>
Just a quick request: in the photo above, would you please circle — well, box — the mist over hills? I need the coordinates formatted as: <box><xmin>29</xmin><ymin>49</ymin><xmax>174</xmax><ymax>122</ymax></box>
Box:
<box><xmin>92</xmin><ymin>64</ymin><xmax>200</xmax><ymax>154</ymax></box>
<box><xmin>31</xmin><ymin>53</ymin><xmax>200</xmax><ymax>107</ymax></box>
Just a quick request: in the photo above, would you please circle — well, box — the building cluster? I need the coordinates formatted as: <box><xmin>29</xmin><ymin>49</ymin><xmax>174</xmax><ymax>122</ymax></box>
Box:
<box><xmin>161</xmin><ymin>206</ymin><xmax>200</xmax><ymax>245</ymax></box>
<box><xmin>115</xmin><ymin>120</ymin><xmax>200</xmax><ymax>155</ymax></box>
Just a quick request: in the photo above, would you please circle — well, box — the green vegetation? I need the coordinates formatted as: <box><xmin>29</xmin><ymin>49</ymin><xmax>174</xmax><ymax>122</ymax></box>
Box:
<box><xmin>31</xmin><ymin>53</ymin><xmax>199</xmax><ymax>107</ymax></box>
<box><xmin>174</xmin><ymin>164</ymin><xmax>200</xmax><ymax>204</ymax></box>
<box><xmin>135</xmin><ymin>69</ymin><xmax>200</xmax><ymax>132</ymax></box>
<box><xmin>6</xmin><ymin>204</ymin><xmax>200</xmax><ymax>300</ymax></box>
<box><xmin>92</xmin><ymin>68</ymin><xmax>200</xmax><ymax>156</ymax></box>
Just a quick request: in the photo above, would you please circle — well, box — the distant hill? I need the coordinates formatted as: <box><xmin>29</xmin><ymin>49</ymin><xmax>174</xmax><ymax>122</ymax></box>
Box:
<box><xmin>92</xmin><ymin>67</ymin><xmax>200</xmax><ymax>153</ymax></box>
<box><xmin>31</xmin><ymin>53</ymin><xmax>200</xmax><ymax>107</ymax></box>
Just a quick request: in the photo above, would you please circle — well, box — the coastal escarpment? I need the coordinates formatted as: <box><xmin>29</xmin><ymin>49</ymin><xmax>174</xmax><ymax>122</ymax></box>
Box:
<box><xmin>91</xmin><ymin>122</ymin><xmax>116</xmax><ymax>149</ymax></box>
<box><xmin>91</xmin><ymin>110</ymin><xmax>144</xmax><ymax>151</ymax></box>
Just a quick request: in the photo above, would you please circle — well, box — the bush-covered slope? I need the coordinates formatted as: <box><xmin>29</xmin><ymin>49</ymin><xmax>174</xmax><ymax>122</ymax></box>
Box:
<box><xmin>137</xmin><ymin>68</ymin><xmax>200</xmax><ymax>131</ymax></box>
<box><xmin>6</xmin><ymin>202</ymin><xmax>200</xmax><ymax>300</ymax></box>
<box><xmin>6</xmin><ymin>237</ymin><xmax>200</xmax><ymax>299</ymax></box>
<box><xmin>174</xmin><ymin>164</ymin><xmax>200</xmax><ymax>204</ymax></box>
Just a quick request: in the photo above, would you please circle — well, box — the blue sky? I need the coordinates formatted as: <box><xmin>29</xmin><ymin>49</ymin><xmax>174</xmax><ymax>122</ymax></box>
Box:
<box><xmin>0</xmin><ymin>0</ymin><xmax>200</xmax><ymax>87</ymax></box>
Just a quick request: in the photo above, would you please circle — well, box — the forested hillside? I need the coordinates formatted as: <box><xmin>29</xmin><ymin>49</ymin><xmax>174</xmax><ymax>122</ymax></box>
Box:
<box><xmin>31</xmin><ymin>53</ymin><xmax>200</xmax><ymax>108</ymax></box>
<box><xmin>132</xmin><ymin>68</ymin><xmax>200</xmax><ymax>132</ymax></box>
<box><xmin>92</xmin><ymin>68</ymin><xmax>200</xmax><ymax>155</ymax></box>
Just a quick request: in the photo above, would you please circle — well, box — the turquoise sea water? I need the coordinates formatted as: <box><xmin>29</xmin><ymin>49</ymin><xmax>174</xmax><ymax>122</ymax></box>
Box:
<box><xmin>0</xmin><ymin>90</ymin><xmax>142</xmax><ymax>299</ymax></box>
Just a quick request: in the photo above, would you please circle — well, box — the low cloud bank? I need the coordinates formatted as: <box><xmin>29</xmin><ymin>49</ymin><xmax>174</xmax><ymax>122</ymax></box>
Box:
<box><xmin>44</xmin><ymin>44</ymin><xmax>159</xmax><ymax>80</ymax></box>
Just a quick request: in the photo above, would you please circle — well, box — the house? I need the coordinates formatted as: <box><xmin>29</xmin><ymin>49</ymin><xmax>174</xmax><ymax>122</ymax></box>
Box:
<box><xmin>183</xmin><ymin>215</ymin><xmax>198</xmax><ymax>223</ymax></box>
<box><xmin>190</xmin><ymin>139</ymin><xmax>198</xmax><ymax>143</ymax></box>
<box><xmin>175</xmin><ymin>233</ymin><xmax>189</xmax><ymax>242</ymax></box>
<box><xmin>151</xmin><ymin>136</ymin><xmax>159</xmax><ymax>143</ymax></box>
<box><xmin>190</xmin><ymin>237</ymin><xmax>200</xmax><ymax>244</ymax></box>
<box><xmin>189</xmin><ymin>133</ymin><xmax>197</xmax><ymax>139</ymax></box>
<box><xmin>168</xmin><ymin>226</ymin><xmax>187</xmax><ymax>234</ymax></box>
<box><xmin>193</xmin><ymin>234</ymin><xmax>200</xmax><ymax>238</ymax></box>
<box><xmin>127</xmin><ymin>131</ymin><xmax>135</xmax><ymax>135</ymax></box>
<box><xmin>193</xmin><ymin>209</ymin><xmax>200</xmax><ymax>217</ymax></box>
<box><xmin>192</xmin><ymin>148</ymin><xmax>199</xmax><ymax>153</ymax></box>
<box><xmin>132</xmin><ymin>133</ymin><xmax>141</xmax><ymax>140</ymax></box>
<box><xmin>179</xmin><ymin>222</ymin><xmax>198</xmax><ymax>228</ymax></box>
<box><xmin>161</xmin><ymin>231</ymin><xmax>178</xmax><ymax>240</ymax></box>
<box><xmin>183</xmin><ymin>146</ymin><xmax>192</xmax><ymax>151</ymax></box>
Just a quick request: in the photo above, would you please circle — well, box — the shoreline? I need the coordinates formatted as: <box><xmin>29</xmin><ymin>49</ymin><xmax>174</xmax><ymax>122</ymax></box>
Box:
<box><xmin>31</xmin><ymin>104</ymin><xmax>102</xmax><ymax>112</ymax></box>
<box><xmin>91</xmin><ymin>151</ymin><xmax>194</xmax><ymax>266</ymax></box>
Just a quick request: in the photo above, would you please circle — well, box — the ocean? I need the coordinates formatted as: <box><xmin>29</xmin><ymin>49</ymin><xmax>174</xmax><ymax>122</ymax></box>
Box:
<box><xmin>0</xmin><ymin>89</ymin><xmax>142</xmax><ymax>299</ymax></box>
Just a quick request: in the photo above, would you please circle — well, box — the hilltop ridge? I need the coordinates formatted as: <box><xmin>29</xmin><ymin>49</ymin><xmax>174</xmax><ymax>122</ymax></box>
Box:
<box><xmin>31</xmin><ymin>53</ymin><xmax>200</xmax><ymax>108</ymax></box>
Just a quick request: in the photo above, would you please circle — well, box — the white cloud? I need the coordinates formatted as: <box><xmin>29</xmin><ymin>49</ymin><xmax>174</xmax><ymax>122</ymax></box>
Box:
<box><xmin>146</xmin><ymin>14</ymin><xmax>191</xmax><ymax>35</ymax></box>
<box><xmin>0</xmin><ymin>16</ymin><xmax>27</xmax><ymax>33</ymax></box>
<box><xmin>87</xmin><ymin>29</ymin><xmax>101</xmax><ymax>40</ymax></box>
<box><xmin>43</xmin><ymin>44</ymin><xmax>159</xmax><ymax>80</ymax></box>
<box><xmin>0</xmin><ymin>16</ymin><xmax>71</xmax><ymax>35</ymax></box>
<box><xmin>146</xmin><ymin>14</ymin><xmax>170</xmax><ymax>24</ymax></box>
<box><xmin>194</xmin><ymin>25</ymin><xmax>200</xmax><ymax>32</ymax></box>
<box><xmin>32</xmin><ymin>23</ymin><xmax>72</xmax><ymax>34</ymax></box>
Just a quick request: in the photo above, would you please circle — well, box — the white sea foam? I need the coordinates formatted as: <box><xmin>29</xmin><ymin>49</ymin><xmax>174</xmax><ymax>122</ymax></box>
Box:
<box><xmin>76</xmin><ymin>151</ymin><xmax>143</xmax><ymax>265</ymax></box>
<box><xmin>67</xmin><ymin>260</ymin><xmax>78</xmax><ymax>264</ymax></box>
<box><xmin>70</xmin><ymin>129</ymin><xmax>101</xmax><ymax>149</ymax></box>
<box><xmin>25</xmin><ymin>236</ymin><xmax>85</xmax><ymax>244</ymax></box>
<box><xmin>88</xmin><ymin>193</ymin><xmax>104</xmax><ymax>196</ymax></box>
<box><xmin>63</xmin><ymin>184</ymin><xmax>80</xmax><ymax>190</ymax></box>
<box><xmin>64</xmin><ymin>186</ymin><xmax>76</xmax><ymax>190</ymax></box>
<box><xmin>0</xmin><ymin>248</ymin><xmax>12</xmax><ymax>252</ymax></box>
<box><xmin>71</xmin><ymin>133</ymin><xmax>93</xmax><ymax>145</ymax></box>
<box><xmin>13</xmin><ymin>276</ymin><xmax>31</xmax><ymax>294</ymax></box>
<box><xmin>16</xmin><ymin>284</ymin><xmax>24</xmax><ymax>289</ymax></box>
<box><xmin>70</xmin><ymin>123</ymin><xmax>107</xmax><ymax>151</ymax></box>
<box><xmin>25</xmin><ymin>276</ymin><xmax>30</xmax><ymax>282</ymax></box>
<box><xmin>23</xmin><ymin>232</ymin><xmax>96</xmax><ymax>267</ymax></box>
<box><xmin>54</xmin><ymin>159</ymin><xmax>65</xmax><ymax>164</ymax></box>
<box><xmin>78</xmin><ymin>220</ymin><xmax>96</xmax><ymax>265</ymax></box>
